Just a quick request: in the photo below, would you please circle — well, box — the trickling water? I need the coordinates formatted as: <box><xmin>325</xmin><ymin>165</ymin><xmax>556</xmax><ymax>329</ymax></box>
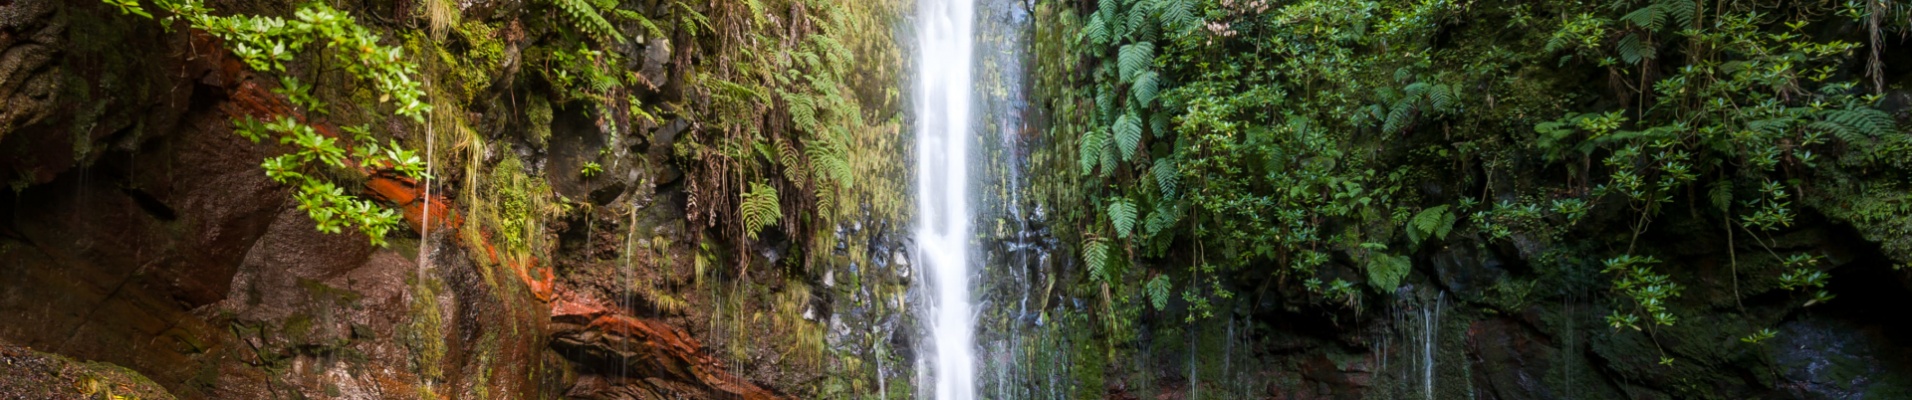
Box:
<box><xmin>913</xmin><ymin>0</ymin><xmax>976</xmax><ymax>397</ymax></box>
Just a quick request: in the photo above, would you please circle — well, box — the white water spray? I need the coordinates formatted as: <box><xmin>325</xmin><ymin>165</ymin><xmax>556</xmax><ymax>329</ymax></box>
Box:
<box><xmin>914</xmin><ymin>0</ymin><xmax>976</xmax><ymax>398</ymax></box>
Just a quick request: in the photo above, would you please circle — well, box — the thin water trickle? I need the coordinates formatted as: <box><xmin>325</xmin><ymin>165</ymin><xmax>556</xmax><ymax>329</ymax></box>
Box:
<box><xmin>913</xmin><ymin>0</ymin><xmax>976</xmax><ymax>397</ymax></box>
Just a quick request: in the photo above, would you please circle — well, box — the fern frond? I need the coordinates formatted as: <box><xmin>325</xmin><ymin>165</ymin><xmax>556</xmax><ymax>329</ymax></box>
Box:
<box><xmin>1821</xmin><ymin>108</ymin><xmax>1895</xmax><ymax>141</ymax></box>
<box><xmin>1429</xmin><ymin>84</ymin><xmax>1455</xmax><ymax>113</ymax></box>
<box><xmin>741</xmin><ymin>182</ymin><xmax>782</xmax><ymax>240</ymax></box>
<box><xmin>1118</xmin><ymin>42</ymin><xmax>1155</xmax><ymax>83</ymax></box>
<box><xmin>1157</xmin><ymin>0</ymin><xmax>1197</xmax><ymax>33</ymax></box>
<box><xmin>548</xmin><ymin>0</ymin><xmax>626</xmax><ymax>43</ymax></box>
<box><xmin>1084</xmin><ymin>12</ymin><xmax>1110</xmax><ymax>45</ymax></box>
<box><xmin>1127</xmin><ymin>0</ymin><xmax>1153</xmax><ymax>40</ymax></box>
<box><xmin>1133</xmin><ymin>70</ymin><xmax>1159</xmax><ymax>107</ymax></box>
<box><xmin>1114</xmin><ymin>112</ymin><xmax>1143</xmax><ymax>162</ymax></box>
<box><xmin>1151</xmin><ymin>158</ymin><xmax>1178</xmax><ymax>197</ymax></box>
<box><xmin>1144</xmin><ymin>200</ymin><xmax>1182</xmax><ymax>236</ymax></box>
<box><xmin>1617</xmin><ymin>33</ymin><xmax>1652</xmax><ymax>64</ymax></box>
<box><xmin>1084</xmin><ymin>239</ymin><xmax>1112</xmax><ymax>282</ymax></box>
<box><xmin>1383</xmin><ymin>102</ymin><xmax>1415</xmax><ymax>134</ymax></box>
<box><xmin>1096</xmin><ymin>85</ymin><xmax>1116</xmax><ymax>122</ymax></box>
<box><xmin>1621</xmin><ymin>4</ymin><xmax>1664</xmax><ymax>30</ymax></box>
<box><xmin>1110</xmin><ymin>197</ymin><xmax>1139</xmax><ymax>238</ymax></box>
<box><xmin>777</xmin><ymin>138</ymin><xmax>807</xmax><ymax>187</ymax></box>
<box><xmin>1145</xmin><ymin>275</ymin><xmax>1171</xmax><ymax>310</ymax></box>
<box><xmin>1661</xmin><ymin>0</ymin><xmax>1696</xmax><ymax>28</ymax></box>
<box><xmin>1080</xmin><ymin>128</ymin><xmax>1108</xmax><ymax>175</ymax></box>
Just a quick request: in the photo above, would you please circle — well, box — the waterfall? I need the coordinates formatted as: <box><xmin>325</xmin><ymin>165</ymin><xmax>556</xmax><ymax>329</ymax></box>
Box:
<box><xmin>913</xmin><ymin>0</ymin><xmax>976</xmax><ymax>397</ymax></box>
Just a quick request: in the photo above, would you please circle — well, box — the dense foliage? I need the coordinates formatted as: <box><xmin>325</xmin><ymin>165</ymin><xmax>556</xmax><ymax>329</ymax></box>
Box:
<box><xmin>1030</xmin><ymin>0</ymin><xmax>1912</xmax><ymax>374</ymax></box>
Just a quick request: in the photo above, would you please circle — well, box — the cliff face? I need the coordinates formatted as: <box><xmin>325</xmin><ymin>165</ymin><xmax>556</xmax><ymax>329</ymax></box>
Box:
<box><xmin>0</xmin><ymin>0</ymin><xmax>912</xmax><ymax>398</ymax></box>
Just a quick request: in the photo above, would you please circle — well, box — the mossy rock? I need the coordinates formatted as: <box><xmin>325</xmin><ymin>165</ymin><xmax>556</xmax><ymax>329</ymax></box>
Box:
<box><xmin>0</xmin><ymin>339</ymin><xmax>175</xmax><ymax>400</ymax></box>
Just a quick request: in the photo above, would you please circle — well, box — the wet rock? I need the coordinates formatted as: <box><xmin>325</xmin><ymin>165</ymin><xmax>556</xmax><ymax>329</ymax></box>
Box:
<box><xmin>1464</xmin><ymin>318</ymin><xmax>1558</xmax><ymax>399</ymax></box>
<box><xmin>0</xmin><ymin>339</ymin><xmax>175</xmax><ymax>400</ymax></box>
<box><xmin>1771</xmin><ymin>316</ymin><xmax>1912</xmax><ymax>399</ymax></box>
<box><xmin>1428</xmin><ymin>244</ymin><xmax>1508</xmax><ymax>300</ymax></box>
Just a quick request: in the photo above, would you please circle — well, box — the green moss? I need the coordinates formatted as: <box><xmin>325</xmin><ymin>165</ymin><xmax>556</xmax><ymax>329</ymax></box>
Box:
<box><xmin>526</xmin><ymin>96</ymin><xmax>554</xmax><ymax>149</ymax></box>
<box><xmin>403</xmin><ymin>275</ymin><xmax>449</xmax><ymax>381</ymax></box>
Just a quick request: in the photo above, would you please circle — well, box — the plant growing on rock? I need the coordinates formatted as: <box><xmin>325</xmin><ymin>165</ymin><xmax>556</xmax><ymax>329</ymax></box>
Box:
<box><xmin>105</xmin><ymin>0</ymin><xmax>433</xmax><ymax>246</ymax></box>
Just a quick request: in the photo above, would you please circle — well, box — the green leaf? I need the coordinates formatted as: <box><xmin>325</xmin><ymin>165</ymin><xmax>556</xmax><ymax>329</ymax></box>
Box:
<box><xmin>1079</xmin><ymin>128</ymin><xmax>1108</xmax><ymax>175</ymax></box>
<box><xmin>1151</xmin><ymin>158</ymin><xmax>1178</xmax><ymax>197</ymax></box>
<box><xmin>1118</xmin><ymin>42</ymin><xmax>1155</xmax><ymax>83</ymax></box>
<box><xmin>1146</xmin><ymin>274</ymin><xmax>1172</xmax><ymax>310</ymax></box>
<box><xmin>1132</xmin><ymin>70</ymin><xmax>1159</xmax><ymax>107</ymax></box>
<box><xmin>1114</xmin><ymin>112</ymin><xmax>1143</xmax><ymax>161</ymax></box>
<box><xmin>741</xmin><ymin>182</ymin><xmax>782</xmax><ymax>240</ymax></box>
<box><xmin>1367</xmin><ymin>253</ymin><xmax>1411</xmax><ymax>292</ymax></box>
<box><xmin>1084</xmin><ymin>239</ymin><xmax>1112</xmax><ymax>282</ymax></box>
<box><xmin>1109</xmin><ymin>197</ymin><xmax>1139</xmax><ymax>238</ymax></box>
<box><xmin>1084</xmin><ymin>12</ymin><xmax>1109</xmax><ymax>45</ymax></box>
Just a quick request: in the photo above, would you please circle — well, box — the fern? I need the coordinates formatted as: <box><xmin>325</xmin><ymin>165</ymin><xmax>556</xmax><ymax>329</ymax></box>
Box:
<box><xmin>1383</xmin><ymin>102</ymin><xmax>1415</xmax><ymax>134</ymax></box>
<box><xmin>1114</xmin><ymin>112</ymin><xmax>1143</xmax><ymax>161</ymax></box>
<box><xmin>777</xmin><ymin>138</ymin><xmax>807</xmax><ymax>187</ymax></box>
<box><xmin>1080</xmin><ymin>128</ymin><xmax>1108</xmax><ymax>175</ymax></box>
<box><xmin>1144</xmin><ymin>200</ymin><xmax>1183</xmax><ymax>237</ymax></box>
<box><xmin>1085</xmin><ymin>12</ymin><xmax>1110</xmax><ymax>45</ymax></box>
<box><xmin>1661</xmin><ymin>0</ymin><xmax>1696</xmax><ymax>28</ymax></box>
<box><xmin>804</xmin><ymin>138</ymin><xmax>853</xmax><ymax>189</ymax></box>
<box><xmin>1109</xmin><ymin>197</ymin><xmax>1139</xmax><ymax>239</ymax></box>
<box><xmin>1126</xmin><ymin>0</ymin><xmax>1153</xmax><ymax>40</ymax></box>
<box><xmin>1133</xmin><ymin>70</ymin><xmax>1160</xmax><ymax>107</ymax></box>
<box><xmin>1819</xmin><ymin>108</ymin><xmax>1895</xmax><ymax>142</ymax></box>
<box><xmin>1096</xmin><ymin>85</ymin><xmax>1116</xmax><ymax>123</ymax></box>
<box><xmin>1145</xmin><ymin>274</ymin><xmax>1172</xmax><ymax>310</ymax></box>
<box><xmin>1617</xmin><ymin>33</ymin><xmax>1652</xmax><ymax>64</ymax></box>
<box><xmin>1428</xmin><ymin>83</ymin><xmax>1454</xmax><ymax>113</ymax></box>
<box><xmin>1156</xmin><ymin>0</ymin><xmax>1197</xmax><ymax>33</ymax></box>
<box><xmin>741</xmin><ymin>182</ymin><xmax>782</xmax><ymax>240</ymax></box>
<box><xmin>1118</xmin><ymin>42</ymin><xmax>1154</xmax><ymax>83</ymax></box>
<box><xmin>548</xmin><ymin>0</ymin><xmax>626</xmax><ymax>43</ymax></box>
<box><xmin>1408</xmin><ymin>205</ymin><xmax>1455</xmax><ymax>244</ymax></box>
<box><xmin>1621</xmin><ymin>4</ymin><xmax>1664</xmax><ymax>31</ymax></box>
<box><xmin>1151</xmin><ymin>158</ymin><xmax>1178</xmax><ymax>197</ymax></box>
<box><xmin>1084</xmin><ymin>239</ymin><xmax>1112</xmax><ymax>283</ymax></box>
<box><xmin>1367</xmin><ymin>253</ymin><xmax>1411</xmax><ymax>292</ymax></box>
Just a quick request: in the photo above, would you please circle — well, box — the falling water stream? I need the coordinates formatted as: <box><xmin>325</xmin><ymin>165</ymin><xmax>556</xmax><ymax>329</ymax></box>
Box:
<box><xmin>913</xmin><ymin>0</ymin><xmax>977</xmax><ymax>398</ymax></box>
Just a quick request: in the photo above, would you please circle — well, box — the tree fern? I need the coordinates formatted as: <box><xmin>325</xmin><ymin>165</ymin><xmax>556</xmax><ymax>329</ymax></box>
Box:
<box><xmin>1109</xmin><ymin>197</ymin><xmax>1139</xmax><ymax>239</ymax></box>
<box><xmin>741</xmin><ymin>182</ymin><xmax>782</xmax><ymax>240</ymax></box>
<box><xmin>1114</xmin><ymin>112</ymin><xmax>1143</xmax><ymax>161</ymax></box>
<box><xmin>1818</xmin><ymin>107</ymin><xmax>1895</xmax><ymax>143</ymax></box>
